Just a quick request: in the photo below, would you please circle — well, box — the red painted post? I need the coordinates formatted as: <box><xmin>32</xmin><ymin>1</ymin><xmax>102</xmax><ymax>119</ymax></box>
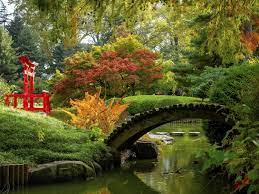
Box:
<box><xmin>29</xmin><ymin>72</ymin><xmax>34</xmax><ymax>110</ymax></box>
<box><xmin>42</xmin><ymin>90</ymin><xmax>51</xmax><ymax>114</ymax></box>
<box><xmin>13</xmin><ymin>92</ymin><xmax>18</xmax><ymax>108</ymax></box>
<box><xmin>22</xmin><ymin>61</ymin><xmax>29</xmax><ymax>111</ymax></box>
<box><xmin>5</xmin><ymin>95</ymin><xmax>10</xmax><ymax>106</ymax></box>
<box><xmin>29</xmin><ymin>65</ymin><xmax>35</xmax><ymax>110</ymax></box>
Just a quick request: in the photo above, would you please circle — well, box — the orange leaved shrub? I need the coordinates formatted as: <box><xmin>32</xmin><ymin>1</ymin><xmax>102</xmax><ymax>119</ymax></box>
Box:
<box><xmin>241</xmin><ymin>31</ymin><xmax>259</xmax><ymax>52</ymax></box>
<box><xmin>69</xmin><ymin>92</ymin><xmax>128</xmax><ymax>134</ymax></box>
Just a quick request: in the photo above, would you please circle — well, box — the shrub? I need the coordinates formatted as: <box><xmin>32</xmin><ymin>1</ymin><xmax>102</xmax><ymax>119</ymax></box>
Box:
<box><xmin>189</xmin><ymin>67</ymin><xmax>227</xmax><ymax>100</ymax></box>
<box><xmin>51</xmin><ymin>52</ymin><xmax>95</xmax><ymax>107</ymax></box>
<box><xmin>122</xmin><ymin>95</ymin><xmax>202</xmax><ymax>115</ymax></box>
<box><xmin>0</xmin><ymin>105</ymin><xmax>110</xmax><ymax>164</ymax></box>
<box><xmin>152</xmin><ymin>60</ymin><xmax>177</xmax><ymax>95</ymax></box>
<box><xmin>198</xmin><ymin>122</ymin><xmax>259</xmax><ymax>194</ymax></box>
<box><xmin>46</xmin><ymin>69</ymin><xmax>65</xmax><ymax>91</ymax></box>
<box><xmin>53</xmin><ymin>35</ymin><xmax>162</xmax><ymax>105</ymax></box>
<box><xmin>0</xmin><ymin>152</ymin><xmax>25</xmax><ymax>164</ymax></box>
<box><xmin>68</xmin><ymin>92</ymin><xmax>128</xmax><ymax>134</ymax></box>
<box><xmin>0</xmin><ymin>77</ymin><xmax>13</xmax><ymax>104</ymax></box>
<box><xmin>209</xmin><ymin>62</ymin><xmax>259</xmax><ymax>120</ymax></box>
<box><xmin>201</xmin><ymin>59</ymin><xmax>259</xmax><ymax>194</ymax></box>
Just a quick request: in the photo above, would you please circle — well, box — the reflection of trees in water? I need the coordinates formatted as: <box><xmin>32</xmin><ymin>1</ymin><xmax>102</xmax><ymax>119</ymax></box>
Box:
<box><xmin>11</xmin><ymin>131</ymin><xmax>228</xmax><ymax>194</ymax></box>
<box><xmin>135</xmin><ymin>135</ymin><xmax>230</xmax><ymax>194</ymax></box>
<box><xmin>90</xmin><ymin>187</ymin><xmax>111</xmax><ymax>194</ymax></box>
<box><xmin>106</xmin><ymin>170</ymin><xmax>159</xmax><ymax>194</ymax></box>
<box><xmin>10</xmin><ymin>180</ymin><xmax>106</xmax><ymax>194</ymax></box>
<box><xmin>105</xmin><ymin>135</ymin><xmax>228</xmax><ymax>194</ymax></box>
<box><xmin>11</xmin><ymin>170</ymin><xmax>158</xmax><ymax>194</ymax></box>
<box><xmin>124</xmin><ymin>160</ymin><xmax>157</xmax><ymax>173</ymax></box>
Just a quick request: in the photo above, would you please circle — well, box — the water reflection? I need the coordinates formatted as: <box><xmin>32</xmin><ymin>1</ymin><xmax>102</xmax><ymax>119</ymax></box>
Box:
<box><xmin>9</xmin><ymin>170</ymin><xmax>159</xmax><ymax>194</ymax></box>
<box><xmin>10</xmin><ymin>131</ymin><xmax>230</xmax><ymax>194</ymax></box>
<box><xmin>135</xmin><ymin>136</ymin><xmax>230</xmax><ymax>194</ymax></box>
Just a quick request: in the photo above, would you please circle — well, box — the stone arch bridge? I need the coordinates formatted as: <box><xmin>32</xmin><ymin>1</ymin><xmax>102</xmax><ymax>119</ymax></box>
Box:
<box><xmin>105</xmin><ymin>103</ymin><xmax>235</xmax><ymax>151</ymax></box>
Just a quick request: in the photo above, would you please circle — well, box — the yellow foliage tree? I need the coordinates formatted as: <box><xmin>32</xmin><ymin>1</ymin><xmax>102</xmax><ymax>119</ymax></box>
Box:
<box><xmin>69</xmin><ymin>92</ymin><xmax>128</xmax><ymax>134</ymax></box>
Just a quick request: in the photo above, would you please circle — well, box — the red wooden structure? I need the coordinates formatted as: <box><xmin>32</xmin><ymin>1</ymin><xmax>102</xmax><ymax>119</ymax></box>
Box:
<box><xmin>5</xmin><ymin>56</ymin><xmax>51</xmax><ymax>114</ymax></box>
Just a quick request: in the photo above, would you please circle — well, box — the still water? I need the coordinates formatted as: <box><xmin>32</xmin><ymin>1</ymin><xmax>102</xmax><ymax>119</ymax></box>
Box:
<box><xmin>10</xmin><ymin>125</ymin><xmax>231</xmax><ymax>194</ymax></box>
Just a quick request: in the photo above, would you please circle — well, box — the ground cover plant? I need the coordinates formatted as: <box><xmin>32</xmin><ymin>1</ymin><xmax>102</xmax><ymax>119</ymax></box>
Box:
<box><xmin>0</xmin><ymin>105</ymin><xmax>110</xmax><ymax>165</ymax></box>
<box><xmin>209</xmin><ymin>62</ymin><xmax>259</xmax><ymax>121</ymax></box>
<box><xmin>122</xmin><ymin>95</ymin><xmax>203</xmax><ymax>115</ymax></box>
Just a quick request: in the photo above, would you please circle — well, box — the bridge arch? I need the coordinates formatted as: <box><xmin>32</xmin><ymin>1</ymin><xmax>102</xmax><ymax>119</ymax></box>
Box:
<box><xmin>105</xmin><ymin>103</ymin><xmax>235</xmax><ymax>151</ymax></box>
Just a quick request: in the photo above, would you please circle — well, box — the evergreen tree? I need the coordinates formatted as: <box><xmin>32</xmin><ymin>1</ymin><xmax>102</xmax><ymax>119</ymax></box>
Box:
<box><xmin>6</xmin><ymin>15</ymin><xmax>24</xmax><ymax>49</ymax></box>
<box><xmin>0</xmin><ymin>0</ymin><xmax>7</xmax><ymax>26</ymax></box>
<box><xmin>48</xmin><ymin>43</ymin><xmax>90</xmax><ymax>73</ymax></box>
<box><xmin>0</xmin><ymin>27</ymin><xmax>17</xmax><ymax>81</ymax></box>
<box><xmin>187</xmin><ymin>13</ymin><xmax>224</xmax><ymax>69</ymax></box>
<box><xmin>7</xmin><ymin>15</ymin><xmax>48</xmax><ymax>77</ymax></box>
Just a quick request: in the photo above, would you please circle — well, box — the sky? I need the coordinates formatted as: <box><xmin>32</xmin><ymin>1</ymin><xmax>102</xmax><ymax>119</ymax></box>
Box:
<box><xmin>0</xmin><ymin>0</ymin><xmax>96</xmax><ymax>44</ymax></box>
<box><xmin>2</xmin><ymin>0</ymin><xmax>15</xmax><ymax>14</ymax></box>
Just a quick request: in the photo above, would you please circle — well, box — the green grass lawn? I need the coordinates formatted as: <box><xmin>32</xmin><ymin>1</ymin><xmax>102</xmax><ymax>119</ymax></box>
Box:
<box><xmin>122</xmin><ymin>95</ymin><xmax>203</xmax><ymax>115</ymax></box>
<box><xmin>50</xmin><ymin>95</ymin><xmax>203</xmax><ymax>122</ymax></box>
<box><xmin>0</xmin><ymin>106</ymin><xmax>110</xmax><ymax>165</ymax></box>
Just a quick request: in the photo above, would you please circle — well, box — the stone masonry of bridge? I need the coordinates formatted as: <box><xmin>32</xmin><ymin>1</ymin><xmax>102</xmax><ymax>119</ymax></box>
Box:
<box><xmin>105</xmin><ymin>103</ymin><xmax>235</xmax><ymax>151</ymax></box>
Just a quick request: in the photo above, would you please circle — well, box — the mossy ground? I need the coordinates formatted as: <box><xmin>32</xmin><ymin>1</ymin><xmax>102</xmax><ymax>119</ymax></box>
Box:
<box><xmin>122</xmin><ymin>95</ymin><xmax>203</xmax><ymax>115</ymax></box>
<box><xmin>50</xmin><ymin>95</ymin><xmax>203</xmax><ymax>122</ymax></box>
<box><xmin>0</xmin><ymin>106</ymin><xmax>110</xmax><ymax>165</ymax></box>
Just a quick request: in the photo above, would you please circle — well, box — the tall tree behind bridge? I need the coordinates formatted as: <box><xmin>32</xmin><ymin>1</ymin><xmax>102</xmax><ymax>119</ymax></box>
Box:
<box><xmin>11</xmin><ymin>0</ymin><xmax>258</xmax><ymax>65</ymax></box>
<box><xmin>6</xmin><ymin>14</ymin><xmax>49</xmax><ymax>78</ymax></box>
<box><xmin>0</xmin><ymin>0</ymin><xmax>11</xmax><ymax>27</ymax></box>
<box><xmin>0</xmin><ymin>27</ymin><xmax>17</xmax><ymax>81</ymax></box>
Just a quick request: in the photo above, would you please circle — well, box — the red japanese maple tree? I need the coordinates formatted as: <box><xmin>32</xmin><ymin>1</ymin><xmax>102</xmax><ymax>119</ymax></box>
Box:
<box><xmin>53</xmin><ymin>38</ymin><xmax>163</xmax><ymax>103</ymax></box>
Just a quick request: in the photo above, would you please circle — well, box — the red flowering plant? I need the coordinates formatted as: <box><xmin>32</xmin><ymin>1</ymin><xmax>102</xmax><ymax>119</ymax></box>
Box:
<box><xmin>76</xmin><ymin>51</ymin><xmax>139</xmax><ymax>97</ymax></box>
<box><xmin>52</xmin><ymin>36</ymin><xmax>163</xmax><ymax>105</ymax></box>
<box><xmin>52</xmin><ymin>52</ymin><xmax>95</xmax><ymax>106</ymax></box>
<box><xmin>129</xmin><ymin>49</ymin><xmax>162</xmax><ymax>93</ymax></box>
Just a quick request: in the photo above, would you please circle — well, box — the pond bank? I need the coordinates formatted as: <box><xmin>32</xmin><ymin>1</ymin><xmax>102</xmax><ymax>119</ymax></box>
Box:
<box><xmin>0</xmin><ymin>149</ymin><xmax>120</xmax><ymax>189</ymax></box>
<box><xmin>29</xmin><ymin>141</ymin><xmax>158</xmax><ymax>185</ymax></box>
<box><xmin>9</xmin><ymin>134</ymin><xmax>232</xmax><ymax>194</ymax></box>
<box><xmin>0</xmin><ymin>106</ymin><xmax>120</xmax><ymax>189</ymax></box>
<box><xmin>28</xmin><ymin>152</ymin><xmax>120</xmax><ymax>185</ymax></box>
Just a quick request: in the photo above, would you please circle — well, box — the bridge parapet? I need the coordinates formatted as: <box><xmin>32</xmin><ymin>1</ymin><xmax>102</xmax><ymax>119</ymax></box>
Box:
<box><xmin>105</xmin><ymin>103</ymin><xmax>234</xmax><ymax>151</ymax></box>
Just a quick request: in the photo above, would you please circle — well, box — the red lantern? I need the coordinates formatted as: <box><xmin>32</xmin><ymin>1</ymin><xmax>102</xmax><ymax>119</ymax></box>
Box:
<box><xmin>5</xmin><ymin>56</ymin><xmax>51</xmax><ymax>114</ymax></box>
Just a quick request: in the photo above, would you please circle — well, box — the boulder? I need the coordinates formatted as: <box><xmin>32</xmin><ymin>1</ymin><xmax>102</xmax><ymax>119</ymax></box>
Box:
<box><xmin>130</xmin><ymin>141</ymin><xmax>158</xmax><ymax>159</ymax></box>
<box><xmin>92</xmin><ymin>161</ymin><xmax>103</xmax><ymax>175</ymax></box>
<box><xmin>29</xmin><ymin>161</ymin><xmax>96</xmax><ymax>184</ymax></box>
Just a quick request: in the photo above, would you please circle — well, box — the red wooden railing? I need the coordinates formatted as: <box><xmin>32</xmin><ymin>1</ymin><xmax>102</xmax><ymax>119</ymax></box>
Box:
<box><xmin>5</xmin><ymin>56</ymin><xmax>51</xmax><ymax>114</ymax></box>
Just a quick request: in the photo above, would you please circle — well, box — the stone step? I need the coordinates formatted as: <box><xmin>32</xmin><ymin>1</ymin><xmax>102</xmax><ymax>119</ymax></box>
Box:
<box><xmin>169</xmin><ymin>132</ymin><xmax>185</xmax><ymax>136</ymax></box>
<box><xmin>188</xmin><ymin>132</ymin><xmax>201</xmax><ymax>136</ymax></box>
<box><xmin>155</xmin><ymin>132</ymin><xmax>169</xmax><ymax>135</ymax></box>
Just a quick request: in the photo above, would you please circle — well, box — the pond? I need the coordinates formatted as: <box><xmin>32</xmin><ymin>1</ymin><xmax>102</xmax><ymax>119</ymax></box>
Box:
<box><xmin>10</xmin><ymin>122</ymin><xmax>231</xmax><ymax>194</ymax></box>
